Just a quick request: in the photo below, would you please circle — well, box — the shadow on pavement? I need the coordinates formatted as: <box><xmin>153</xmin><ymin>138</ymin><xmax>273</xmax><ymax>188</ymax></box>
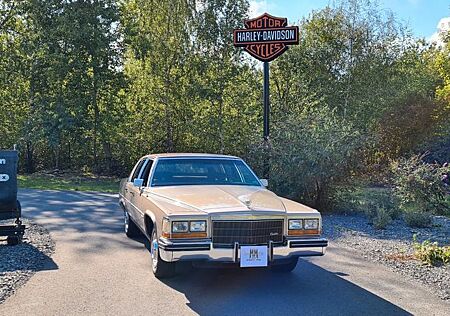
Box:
<box><xmin>16</xmin><ymin>189</ymin><xmax>413</xmax><ymax>315</ymax></box>
<box><xmin>162</xmin><ymin>259</ymin><xmax>412</xmax><ymax>316</ymax></box>
<box><xmin>18</xmin><ymin>189</ymin><xmax>122</xmax><ymax>235</ymax></box>
<box><xmin>16</xmin><ymin>189</ymin><xmax>129</xmax><ymax>254</ymax></box>
<box><xmin>0</xmin><ymin>243</ymin><xmax>58</xmax><ymax>273</ymax></box>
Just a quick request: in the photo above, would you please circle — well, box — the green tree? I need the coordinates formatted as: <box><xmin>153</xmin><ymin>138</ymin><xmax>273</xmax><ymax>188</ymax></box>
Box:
<box><xmin>121</xmin><ymin>0</ymin><xmax>259</xmax><ymax>166</ymax></box>
<box><xmin>20</xmin><ymin>0</ymin><xmax>123</xmax><ymax>171</ymax></box>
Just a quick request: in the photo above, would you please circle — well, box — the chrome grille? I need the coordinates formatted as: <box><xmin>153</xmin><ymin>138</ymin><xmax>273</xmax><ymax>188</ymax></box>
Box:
<box><xmin>212</xmin><ymin>219</ymin><xmax>284</xmax><ymax>247</ymax></box>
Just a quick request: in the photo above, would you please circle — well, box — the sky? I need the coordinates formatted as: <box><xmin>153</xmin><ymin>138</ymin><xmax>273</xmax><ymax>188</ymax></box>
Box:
<box><xmin>248</xmin><ymin>0</ymin><xmax>450</xmax><ymax>42</ymax></box>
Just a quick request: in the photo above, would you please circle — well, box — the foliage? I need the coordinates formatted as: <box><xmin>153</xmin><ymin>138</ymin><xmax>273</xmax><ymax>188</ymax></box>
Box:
<box><xmin>0</xmin><ymin>0</ymin><xmax>449</xmax><ymax>206</ymax></box>
<box><xmin>422</xmin><ymin>135</ymin><xmax>450</xmax><ymax>165</ymax></box>
<box><xmin>120</xmin><ymin>0</ymin><xmax>258</xmax><ymax>165</ymax></box>
<box><xmin>413</xmin><ymin>235</ymin><xmax>450</xmax><ymax>266</ymax></box>
<box><xmin>390</xmin><ymin>154</ymin><xmax>450</xmax><ymax>218</ymax></box>
<box><xmin>372</xmin><ymin>206</ymin><xmax>391</xmax><ymax>230</ymax></box>
<box><xmin>265</xmin><ymin>106</ymin><xmax>363</xmax><ymax>208</ymax></box>
<box><xmin>329</xmin><ymin>185</ymin><xmax>399</xmax><ymax>217</ymax></box>
<box><xmin>403</xmin><ymin>211</ymin><xmax>432</xmax><ymax>228</ymax></box>
<box><xmin>433</xmin><ymin>31</ymin><xmax>450</xmax><ymax>129</ymax></box>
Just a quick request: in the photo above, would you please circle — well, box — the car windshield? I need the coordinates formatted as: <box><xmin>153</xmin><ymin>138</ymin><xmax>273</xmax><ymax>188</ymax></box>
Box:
<box><xmin>151</xmin><ymin>158</ymin><xmax>261</xmax><ymax>187</ymax></box>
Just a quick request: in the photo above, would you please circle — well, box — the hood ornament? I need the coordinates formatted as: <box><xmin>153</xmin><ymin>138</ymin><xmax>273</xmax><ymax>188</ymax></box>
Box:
<box><xmin>238</xmin><ymin>194</ymin><xmax>254</xmax><ymax>210</ymax></box>
<box><xmin>241</xmin><ymin>198</ymin><xmax>252</xmax><ymax>209</ymax></box>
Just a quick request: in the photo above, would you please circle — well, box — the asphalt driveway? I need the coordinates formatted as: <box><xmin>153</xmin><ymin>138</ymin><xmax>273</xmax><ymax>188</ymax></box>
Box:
<box><xmin>0</xmin><ymin>189</ymin><xmax>449</xmax><ymax>315</ymax></box>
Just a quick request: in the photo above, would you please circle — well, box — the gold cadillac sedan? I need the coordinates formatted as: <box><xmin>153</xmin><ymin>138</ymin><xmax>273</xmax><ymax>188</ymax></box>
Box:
<box><xmin>119</xmin><ymin>153</ymin><xmax>328</xmax><ymax>278</ymax></box>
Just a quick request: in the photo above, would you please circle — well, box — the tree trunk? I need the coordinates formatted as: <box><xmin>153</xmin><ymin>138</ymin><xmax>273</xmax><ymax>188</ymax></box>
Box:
<box><xmin>54</xmin><ymin>145</ymin><xmax>60</xmax><ymax>170</ymax></box>
<box><xmin>102</xmin><ymin>141</ymin><xmax>112</xmax><ymax>174</ymax></box>
<box><xmin>25</xmin><ymin>141</ymin><xmax>34</xmax><ymax>173</ymax></box>
<box><xmin>164</xmin><ymin>101</ymin><xmax>173</xmax><ymax>152</ymax></box>
<box><xmin>93</xmin><ymin>70</ymin><xmax>99</xmax><ymax>171</ymax></box>
<box><xmin>217</xmin><ymin>99</ymin><xmax>224</xmax><ymax>153</ymax></box>
<box><xmin>315</xmin><ymin>180</ymin><xmax>323</xmax><ymax>209</ymax></box>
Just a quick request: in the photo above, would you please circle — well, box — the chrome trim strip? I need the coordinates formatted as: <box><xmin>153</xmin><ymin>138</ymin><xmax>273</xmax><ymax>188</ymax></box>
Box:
<box><xmin>233</xmin><ymin>242</ymin><xmax>239</xmax><ymax>262</ymax></box>
<box><xmin>289</xmin><ymin>238</ymin><xmax>328</xmax><ymax>248</ymax></box>
<box><xmin>158</xmin><ymin>237</ymin><xmax>328</xmax><ymax>262</ymax></box>
<box><xmin>121</xmin><ymin>196</ymin><xmax>144</xmax><ymax>216</ymax></box>
<box><xmin>210</xmin><ymin>212</ymin><xmax>286</xmax><ymax>221</ymax></box>
<box><xmin>145</xmin><ymin>157</ymin><xmax>157</xmax><ymax>188</ymax></box>
<box><xmin>137</xmin><ymin>158</ymin><xmax>149</xmax><ymax>180</ymax></box>
<box><xmin>268</xmin><ymin>240</ymin><xmax>274</xmax><ymax>261</ymax></box>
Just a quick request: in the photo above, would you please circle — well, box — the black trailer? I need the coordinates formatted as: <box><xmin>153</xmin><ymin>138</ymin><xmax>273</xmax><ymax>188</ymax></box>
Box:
<box><xmin>0</xmin><ymin>150</ymin><xmax>25</xmax><ymax>245</ymax></box>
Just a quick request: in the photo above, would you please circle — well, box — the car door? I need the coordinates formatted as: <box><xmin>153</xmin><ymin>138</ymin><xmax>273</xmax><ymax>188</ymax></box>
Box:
<box><xmin>125</xmin><ymin>159</ymin><xmax>146</xmax><ymax>219</ymax></box>
<box><xmin>130</xmin><ymin>159</ymin><xmax>154</xmax><ymax>229</ymax></box>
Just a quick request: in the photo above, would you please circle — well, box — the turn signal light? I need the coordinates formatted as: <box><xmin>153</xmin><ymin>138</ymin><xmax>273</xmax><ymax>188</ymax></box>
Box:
<box><xmin>170</xmin><ymin>232</ymin><xmax>208</xmax><ymax>238</ymax></box>
<box><xmin>288</xmin><ymin>229</ymin><xmax>320</xmax><ymax>236</ymax></box>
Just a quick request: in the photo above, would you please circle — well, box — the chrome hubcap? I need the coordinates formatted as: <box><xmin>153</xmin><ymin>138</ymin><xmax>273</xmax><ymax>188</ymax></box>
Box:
<box><xmin>151</xmin><ymin>236</ymin><xmax>158</xmax><ymax>268</ymax></box>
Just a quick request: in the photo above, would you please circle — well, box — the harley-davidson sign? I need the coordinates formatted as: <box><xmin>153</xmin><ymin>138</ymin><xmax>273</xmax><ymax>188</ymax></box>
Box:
<box><xmin>233</xmin><ymin>13</ymin><xmax>299</xmax><ymax>62</ymax></box>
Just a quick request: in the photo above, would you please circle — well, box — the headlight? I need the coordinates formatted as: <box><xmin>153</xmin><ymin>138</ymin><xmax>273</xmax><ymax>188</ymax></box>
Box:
<box><xmin>304</xmin><ymin>219</ymin><xmax>319</xmax><ymax>230</ymax></box>
<box><xmin>288</xmin><ymin>219</ymin><xmax>303</xmax><ymax>230</ymax></box>
<box><xmin>172</xmin><ymin>221</ymin><xmax>189</xmax><ymax>233</ymax></box>
<box><xmin>190</xmin><ymin>221</ymin><xmax>206</xmax><ymax>232</ymax></box>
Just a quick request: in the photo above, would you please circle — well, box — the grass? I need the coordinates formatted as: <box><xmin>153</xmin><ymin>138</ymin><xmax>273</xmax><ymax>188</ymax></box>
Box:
<box><xmin>18</xmin><ymin>173</ymin><xmax>121</xmax><ymax>193</ymax></box>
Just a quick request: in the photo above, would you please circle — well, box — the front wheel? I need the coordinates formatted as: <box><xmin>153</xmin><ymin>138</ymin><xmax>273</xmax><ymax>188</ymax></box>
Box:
<box><xmin>148</xmin><ymin>229</ymin><xmax>175</xmax><ymax>279</ymax></box>
<box><xmin>270</xmin><ymin>257</ymin><xmax>298</xmax><ymax>272</ymax></box>
<box><xmin>124</xmin><ymin>210</ymin><xmax>140</xmax><ymax>238</ymax></box>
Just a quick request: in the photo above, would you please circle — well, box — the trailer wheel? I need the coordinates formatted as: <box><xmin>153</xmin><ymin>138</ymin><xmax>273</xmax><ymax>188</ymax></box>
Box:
<box><xmin>7</xmin><ymin>236</ymin><xmax>20</xmax><ymax>246</ymax></box>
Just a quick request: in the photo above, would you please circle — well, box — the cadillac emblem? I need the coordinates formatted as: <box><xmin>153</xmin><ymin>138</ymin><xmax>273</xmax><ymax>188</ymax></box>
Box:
<box><xmin>233</xmin><ymin>13</ymin><xmax>299</xmax><ymax>62</ymax></box>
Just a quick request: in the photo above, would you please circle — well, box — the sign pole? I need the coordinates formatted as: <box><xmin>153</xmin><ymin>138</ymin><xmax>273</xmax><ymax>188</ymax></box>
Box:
<box><xmin>263</xmin><ymin>61</ymin><xmax>270</xmax><ymax>179</ymax></box>
<box><xmin>263</xmin><ymin>61</ymin><xmax>270</xmax><ymax>141</ymax></box>
<box><xmin>233</xmin><ymin>13</ymin><xmax>299</xmax><ymax>180</ymax></box>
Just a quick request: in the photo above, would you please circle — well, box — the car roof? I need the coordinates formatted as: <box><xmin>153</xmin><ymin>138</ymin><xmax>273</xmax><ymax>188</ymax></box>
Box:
<box><xmin>141</xmin><ymin>153</ymin><xmax>240</xmax><ymax>160</ymax></box>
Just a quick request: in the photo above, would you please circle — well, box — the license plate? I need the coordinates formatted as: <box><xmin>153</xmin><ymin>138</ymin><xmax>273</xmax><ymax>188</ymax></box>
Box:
<box><xmin>240</xmin><ymin>245</ymin><xmax>268</xmax><ymax>267</ymax></box>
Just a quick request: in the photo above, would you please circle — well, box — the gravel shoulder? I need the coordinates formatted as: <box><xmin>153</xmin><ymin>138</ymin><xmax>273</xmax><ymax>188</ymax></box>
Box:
<box><xmin>0</xmin><ymin>219</ymin><xmax>55</xmax><ymax>304</ymax></box>
<box><xmin>323</xmin><ymin>214</ymin><xmax>450</xmax><ymax>300</ymax></box>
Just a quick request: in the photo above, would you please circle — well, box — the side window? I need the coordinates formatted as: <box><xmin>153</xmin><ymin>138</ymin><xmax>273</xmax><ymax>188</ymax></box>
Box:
<box><xmin>141</xmin><ymin>160</ymin><xmax>154</xmax><ymax>186</ymax></box>
<box><xmin>129</xmin><ymin>159</ymin><xmax>145</xmax><ymax>182</ymax></box>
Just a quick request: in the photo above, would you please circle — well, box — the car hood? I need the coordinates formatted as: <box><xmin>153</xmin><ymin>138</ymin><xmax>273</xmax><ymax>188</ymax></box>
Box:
<box><xmin>148</xmin><ymin>185</ymin><xmax>311</xmax><ymax>214</ymax></box>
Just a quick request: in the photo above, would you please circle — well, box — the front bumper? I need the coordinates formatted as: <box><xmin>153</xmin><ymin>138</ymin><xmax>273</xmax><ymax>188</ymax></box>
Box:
<box><xmin>158</xmin><ymin>237</ymin><xmax>328</xmax><ymax>263</ymax></box>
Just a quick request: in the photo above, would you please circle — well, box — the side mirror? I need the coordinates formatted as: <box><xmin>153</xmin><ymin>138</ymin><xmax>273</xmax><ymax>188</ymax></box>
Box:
<box><xmin>260</xmin><ymin>179</ymin><xmax>268</xmax><ymax>187</ymax></box>
<box><xmin>133</xmin><ymin>178</ymin><xmax>144</xmax><ymax>187</ymax></box>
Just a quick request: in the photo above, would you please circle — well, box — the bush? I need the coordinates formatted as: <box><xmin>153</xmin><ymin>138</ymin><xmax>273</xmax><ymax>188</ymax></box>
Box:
<box><xmin>373</xmin><ymin>207</ymin><xmax>391</xmax><ymax>230</ymax></box>
<box><xmin>413</xmin><ymin>235</ymin><xmax>450</xmax><ymax>266</ymax></box>
<box><xmin>329</xmin><ymin>185</ymin><xmax>400</xmax><ymax>222</ymax></box>
<box><xmin>404</xmin><ymin>211</ymin><xmax>432</xmax><ymax>228</ymax></box>
<box><xmin>363</xmin><ymin>201</ymin><xmax>378</xmax><ymax>219</ymax></box>
<box><xmin>329</xmin><ymin>186</ymin><xmax>369</xmax><ymax>214</ymax></box>
<box><xmin>249</xmin><ymin>106</ymin><xmax>363</xmax><ymax>209</ymax></box>
<box><xmin>390</xmin><ymin>154</ymin><xmax>450</xmax><ymax>226</ymax></box>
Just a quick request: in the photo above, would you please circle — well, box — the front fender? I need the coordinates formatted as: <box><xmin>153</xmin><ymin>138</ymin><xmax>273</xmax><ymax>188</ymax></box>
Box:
<box><xmin>144</xmin><ymin>210</ymin><xmax>156</xmax><ymax>224</ymax></box>
<box><xmin>143</xmin><ymin>210</ymin><xmax>157</xmax><ymax>237</ymax></box>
